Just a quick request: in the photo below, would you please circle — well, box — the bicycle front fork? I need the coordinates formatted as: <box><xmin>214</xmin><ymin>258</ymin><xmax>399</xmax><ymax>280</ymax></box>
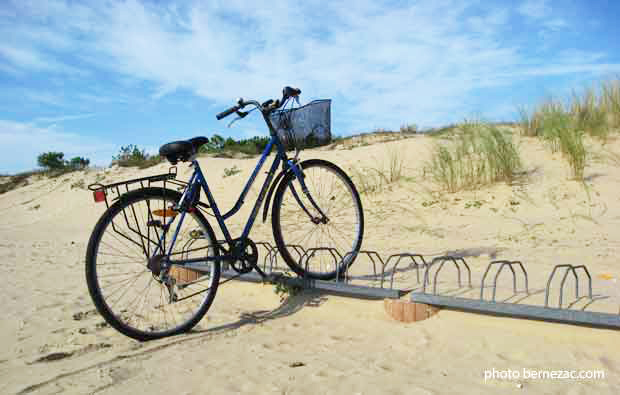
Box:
<box><xmin>287</xmin><ymin>160</ymin><xmax>329</xmax><ymax>223</ymax></box>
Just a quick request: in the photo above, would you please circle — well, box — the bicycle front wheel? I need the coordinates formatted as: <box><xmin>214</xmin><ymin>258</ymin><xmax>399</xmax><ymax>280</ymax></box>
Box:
<box><xmin>272</xmin><ymin>159</ymin><xmax>364</xmax><ymax>280</ymax></box>
<box><xmin>85</xmin><ymin>187</ymin><xmax>220</xmax><ymax>341</ymax></box>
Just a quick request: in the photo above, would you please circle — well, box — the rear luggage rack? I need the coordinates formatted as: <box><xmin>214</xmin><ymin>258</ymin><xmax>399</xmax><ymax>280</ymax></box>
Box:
<box><xmin>87</xmin><ymin>166</ymin><xmax>188</xmax><ymax>208</ymax></box>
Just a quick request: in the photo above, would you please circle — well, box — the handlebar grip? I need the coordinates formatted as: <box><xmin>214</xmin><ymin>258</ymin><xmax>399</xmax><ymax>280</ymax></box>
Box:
<box><xmin>216</xmin><ymin>106</ymin><xmax>239</xmax><ymax>120</ymax></box>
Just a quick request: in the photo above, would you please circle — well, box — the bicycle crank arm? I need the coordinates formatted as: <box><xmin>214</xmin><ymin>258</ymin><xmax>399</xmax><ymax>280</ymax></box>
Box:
<box><xmin>166</xmin><ymin>255</ymin><xmax>267</xmax><ymax>277</ymax></box>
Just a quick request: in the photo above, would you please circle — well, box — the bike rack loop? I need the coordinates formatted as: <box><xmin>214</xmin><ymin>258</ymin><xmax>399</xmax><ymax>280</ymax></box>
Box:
<box><xmin>281</xmin><ymin>244</ymin><xmax>306</xmax><ymax>268</ymax></box>
<box><xmin>545</xmin><ymin>264</ymin><xmax>593</xmax><ymax>308</ymax></box>
<box><xmin>384</xmin><ymin>253</ymin><xmax>428</xmax><ymax>289</ymax></box>
<box><xmin>301</xmin><ymin>247</ymin><xmax>343</xmax><ymax>280</ymax></box>
<box><xmin>422</xmin><ymin>256</ymin><xmax>473</xmax><ymax>294</ymax></box>
<box><xmin>339</xmin><ymin>250</ymin><xmax>386</xmax><ymax>284</ymax></box>
<box><xmin>255</xmin><ymin>241</ymin><xmax>277</xmax><ymax>272</ymax></box>
<box><xmin>358</xmin><ymin>250</ymin><xmax>382</xmax><ymax>278</ymax></box>
<box><xmin>479</xmin><ymin>260</ymin><xmax>529</xmax><ymax>302</ymax></box>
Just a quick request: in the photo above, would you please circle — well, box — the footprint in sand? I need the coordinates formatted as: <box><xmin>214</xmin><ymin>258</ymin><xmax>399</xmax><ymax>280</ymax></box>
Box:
<box><xmin>33</xmin><ymin>351</ymin><xmax>74</xmax><ymax>363</ymax></box>
<box><xmin>72</xmin><ymin>309</ymin><xmax>98</xmax><ymax>321</ymax></box>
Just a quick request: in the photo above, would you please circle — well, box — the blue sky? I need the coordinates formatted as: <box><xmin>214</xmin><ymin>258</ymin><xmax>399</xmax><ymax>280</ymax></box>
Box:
<box><xmin>1</xmin><ymin>0</ymin><xmax>619</xmax><ymax>173</ymax></box>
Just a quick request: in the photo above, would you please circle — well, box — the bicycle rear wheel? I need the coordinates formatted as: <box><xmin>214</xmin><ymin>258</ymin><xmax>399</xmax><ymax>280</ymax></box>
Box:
<box><xmin>85</xmin><ymin>187</ymin><xmax>220</xmax><ymax>341</ymax></box>
<box><xmin>271</xmin><ymin>159</ymin><xmax>364</xmax><ymax>280</ymax></box>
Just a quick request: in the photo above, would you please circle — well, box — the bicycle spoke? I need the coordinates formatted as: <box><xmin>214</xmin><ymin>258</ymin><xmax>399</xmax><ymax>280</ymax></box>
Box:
<box><xmin>89</xmin><ymin>192</ymin><xmax>220</xmax><ymax>338</ymax></box>
<box><xmin>276</xmin><ymin>161</ymin><xmax>362</xmax><ymax>278</ymax></box>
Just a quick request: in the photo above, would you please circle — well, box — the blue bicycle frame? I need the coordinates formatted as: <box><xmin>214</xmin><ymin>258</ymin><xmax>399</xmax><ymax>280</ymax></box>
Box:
<box><xmin>155</xmin><ymin>132</ymin><xmax>312</xmax><ymax>273</ymax></box>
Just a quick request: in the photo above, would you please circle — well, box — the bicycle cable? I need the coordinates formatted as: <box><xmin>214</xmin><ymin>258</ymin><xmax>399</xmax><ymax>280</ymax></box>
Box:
<box><xmin>227</xmin><ymin>106</ymin><xmax>259</xmax><ymax>128</ymax></box>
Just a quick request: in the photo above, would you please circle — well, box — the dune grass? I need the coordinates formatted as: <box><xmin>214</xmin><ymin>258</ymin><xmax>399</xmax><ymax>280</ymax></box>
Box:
<box><xmin>571</xmin><ymin>87</ymin><xmax>609</xmax><ymax>140</ymax></box>
<box><xmin>349</xmin><ymin>147</ymin><xmax>407</xmax><ymax>194</ymax></box>
<box><xmin>426</xmin><ymin>121</ymin><xmax>522</xmax><ymax>192</ymax></box>
<box><xmin>519</xmin><ymin>98</ymin><xmax>588</xmax><ymax>179</ymax></box>
<box><xmin>601</xmin><ymin>78</ymin><xmax>620</xmax><ymax>129</ymax></box>
<box><xmin>520</xmin><ymin>78</ymin><xmax>620</xmax><ymax>137</ymax></box>
<box><xmin>518</xmin><ymin>78</ymin><xmax>620</xmax><ymax>179</ymax></box>
<box><xmin>0</xmin><ymin>170</ymin><xmax>49</xmax><ymax>194</ymax></box>
<box><xmin>0</xmin><ymin>173</ymin><xmax>32</xmax><ymax>195</ymax></box>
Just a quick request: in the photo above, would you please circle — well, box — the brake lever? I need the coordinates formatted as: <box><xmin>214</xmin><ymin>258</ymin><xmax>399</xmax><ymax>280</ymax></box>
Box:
<box><xmin>227</xmin><ymin>110</ymin><xmax>249</xmax><ymax>128</ymax></box>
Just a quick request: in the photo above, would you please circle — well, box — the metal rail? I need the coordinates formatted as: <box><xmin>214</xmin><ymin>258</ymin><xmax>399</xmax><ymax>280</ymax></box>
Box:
<box><xmin>412</xmin><ymin>261</ymin><xmax>618</xmax><ymax>330</ymax></box>
<box><xmin>215</xmin><ymin>242</ymin><xmax>619</xmax><ymax>329</ymax></box>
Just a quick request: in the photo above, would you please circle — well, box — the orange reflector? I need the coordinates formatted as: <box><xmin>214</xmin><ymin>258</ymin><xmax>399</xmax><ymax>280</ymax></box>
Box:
<box><xmin>93</xmin><ymin>190</ymin><xmax>106</xmax><ymax>203</ymax></box>
<box><xmin>152</xmin><ymin>209</ymin><xmax>178</xmax><ymax>217</ymax></box>
<box><xmin>599</xmin><ymin>273</ymin><xmax>615</xmax><ymax>280</ymax></box>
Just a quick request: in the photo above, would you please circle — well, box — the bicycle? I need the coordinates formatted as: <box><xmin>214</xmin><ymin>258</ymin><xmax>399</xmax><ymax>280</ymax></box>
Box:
<box><xmin>85</xmin><ymin>86</ymin><xmax>364</xmax><ymax>340</ymax></box>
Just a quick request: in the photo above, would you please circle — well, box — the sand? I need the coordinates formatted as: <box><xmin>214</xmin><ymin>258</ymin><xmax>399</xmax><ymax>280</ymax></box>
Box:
<box><xmin>1</xmin><ymin>133</ymin><xmax>620</xmax><ymax>394</ymax></box>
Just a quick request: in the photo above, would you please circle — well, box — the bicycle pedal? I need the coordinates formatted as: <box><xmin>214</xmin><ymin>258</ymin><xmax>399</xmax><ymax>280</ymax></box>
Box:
<box><xmin>146</xmin><ymin>220</ymin><xmax>170</xmax><ymax>232</ymax></box>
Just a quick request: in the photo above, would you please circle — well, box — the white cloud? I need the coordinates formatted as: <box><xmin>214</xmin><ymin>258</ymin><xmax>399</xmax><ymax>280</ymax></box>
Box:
<box><xmin>518</xmin><ymin>0</ymin><xmax>551</xmax><ymax>19</ymax></box>
<box><xmin>0</xmin><ymin>43</ymin><xmax>83</xmax><ymax>75</ymax></box>
<box><xmin>545</xmin><ymin>17</ymin><xmax>568</xmax><ymax>31</ymax></box>
<box><xmin>0</xmin><ymin>44</ymin><xmax>50</xmax><ymax>71</ymax></box>
<box><xmin>34</xmin><ymin>113</ymin><xmax>96</xmax><ymax>124</ymax></box>
<box><xmin>0</xmin><ymin>120</ymin><xmax>118</xmax><ymax>172</ymax></box>
<box><xmin>518</xmin><ymin>0</ymin><xmax>567</xmax><ymax>33</ymax></box>
<box><xmin>1</xmin><ymin>0</ymin><xmax>618</xmax><ymax>133</ymax></box>
<box><xmin>23</xmin><ymin>91</ymin><xmax>65</xmax><ymax>107</ymax></box>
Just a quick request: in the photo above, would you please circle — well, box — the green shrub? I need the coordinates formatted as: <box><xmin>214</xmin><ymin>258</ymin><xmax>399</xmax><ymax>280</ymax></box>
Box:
<box><xmin>68</xmin><ymin>156</ymin><xmax>90</xmax><ymax>170</ymax></box>
<box><xmin>400</xmin><ymin>123</ymin><xmax>417</xmax><ymax>134</ymax></box>
<box><xmin>36</xmin><ymin>152</ymin><xmax>91</xmax><ymax>176</ymax></box>
<box><xmin>199</xmin><ymin>135</ymin><xmax>270</xmax><ymax>156</ymax></box>
<box><xmin>112</xmin><ymin>145</ymin><xmax>163</xmax><ymax>168</ymax></box>
<box><xmin>37</xmin><ymin>152</ymin><xmax>66</xmax><ymax>170</ymax></box>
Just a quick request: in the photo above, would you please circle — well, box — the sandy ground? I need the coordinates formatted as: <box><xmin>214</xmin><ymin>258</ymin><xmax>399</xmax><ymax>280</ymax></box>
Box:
<box><xmin>1</xmin><ymin>134</ymin><xmax>620</xmax><ymax>394</ymax></box>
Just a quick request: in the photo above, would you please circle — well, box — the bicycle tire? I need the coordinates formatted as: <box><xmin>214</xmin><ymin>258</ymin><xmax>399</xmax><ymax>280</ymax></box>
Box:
<box><xmin>85</xmin><ymin>187</ymin><xmax>220</xmax><ymax>341</ymax></box>
<box><xmin>271</xmin><ymin>159</ymin><xmax>364</xmax><ymax>280</ymax></box>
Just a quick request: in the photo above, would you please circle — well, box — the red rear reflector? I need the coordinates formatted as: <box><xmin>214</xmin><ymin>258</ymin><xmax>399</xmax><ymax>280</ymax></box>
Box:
<box><xmin>93</xmin><ymin>190</ymin><xmax>106</xmax><ymax>203</ymax></box>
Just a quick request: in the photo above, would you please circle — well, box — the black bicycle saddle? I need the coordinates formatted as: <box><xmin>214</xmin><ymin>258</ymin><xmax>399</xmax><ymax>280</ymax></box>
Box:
<box><xmin>159</xmin><ymin>136</ymin><xmax>209</xmax><ymax>165</ymax></box>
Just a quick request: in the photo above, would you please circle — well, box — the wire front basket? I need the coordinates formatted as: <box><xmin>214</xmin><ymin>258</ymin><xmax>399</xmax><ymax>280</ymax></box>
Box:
<box><xmin>269</xmin><ymin>99</ymin><xmax>332</xmax><ymax>151</ymax></box>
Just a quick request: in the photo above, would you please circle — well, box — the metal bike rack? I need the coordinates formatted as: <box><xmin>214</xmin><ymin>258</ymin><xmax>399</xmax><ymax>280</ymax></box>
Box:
<box><xmin>219</xmin><ymin>243</ymin><xmax>619</xmax><ymax>329</ymax></box>
<box><xmin>255</xmin><ymin>241</ymin><xmax>278</xmax><ymax>273</ymax></box>
<box><xmin>421</xmin><ymin>255</ymin><xmax>473</xmax><ymax>294</ymax></box>
<box><xmin>544</xmin><ymin>264</ymin><xmax>592</xmax><ymax>308</ymax></box>
<box><xmin>411</xmin><ymin>262</ymin><xmax>620</xmax><ymax>330</ymax></box>
<box><xmin>221</xmin><ymin>246</ymin><xmax>407</xmax><ymax>299</ymax></box>
<box><xmin>480</xmin><ymin>260</ymin><xmax>528</xmax><ymax>302</ymax></box>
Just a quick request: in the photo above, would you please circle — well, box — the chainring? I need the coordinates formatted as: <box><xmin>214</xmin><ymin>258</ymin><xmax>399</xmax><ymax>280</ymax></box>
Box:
<box><xmin>229</xmin><ymin>238</ymin><xmax>258</xmax><ymax>274</ymax></box>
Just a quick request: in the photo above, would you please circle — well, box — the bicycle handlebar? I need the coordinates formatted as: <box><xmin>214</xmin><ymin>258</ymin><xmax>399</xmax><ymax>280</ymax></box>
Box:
<box><xmin>215</xmin><ymin>86</ymin><xmax>301</xmax><ymax>121</ymax></box>
<box><xmin>215</xmin><ymin>105</ymin><xmax>240</xmax><ymax>120</ymax></box>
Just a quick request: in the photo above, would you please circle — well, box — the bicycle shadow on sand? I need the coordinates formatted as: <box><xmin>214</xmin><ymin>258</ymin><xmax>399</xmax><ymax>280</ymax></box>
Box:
<box><xmin>14</xmin><ymin>291</ymin><xmax>328</xmax><ymax>395</ymax></box>
<box><xmin>189</xmin><ymin>289</ymin><xmax>328</xmax><ymax>336</ymax></box>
